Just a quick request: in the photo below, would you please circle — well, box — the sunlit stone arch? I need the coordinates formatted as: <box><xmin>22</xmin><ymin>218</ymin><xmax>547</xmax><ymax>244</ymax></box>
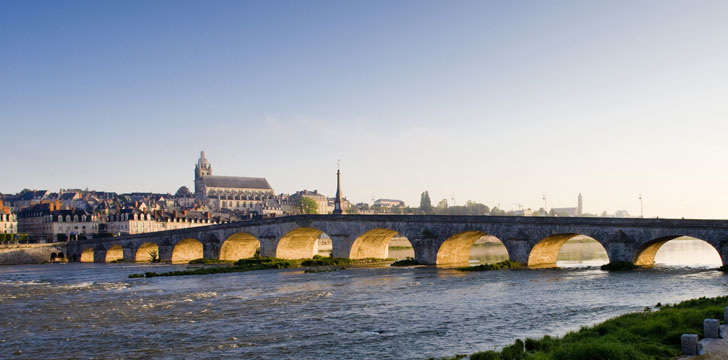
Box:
<box><xmin>528</xmin><ymin>233</ymin><xmax>609</xmax><ymax>268</ymax></box>
<box><xmin>633</xmin><ymin>235</ymin><xmax>723</xmax><ymax>266</ymax></box>
<box><xmin>80</xmin><ymin>247</ymin><xmax>94</xmax><ymax>263</ymax></box>
<box><xmin>105</xmin><ymin>244</ymin><xmax>124</xmax><ymax>263</ymax></box>
<box><xmin>435</xmin><ymin>230</ymin><xmax>508</xmax><ymax>265</ymax></box>
<box><xmin>135</xmin><ymin>242</ymin><xmax>159</xmax><ymax>262</ymax></box>
<box><xmin>349</xmin><ymin>228</ymin><xmax>400</xmax><ymax>259</ymax></box>
<box><xmin>172</xmin><ymin>238</ymin><xmax>203</xmax><ymax>263</ymax></box>
<box><xmin>220</xmin><ymin>232</ymin><xmax>260</xmax><ymax>261</ymax></box>
<box><xmin>276</xmin><ymin>227</ymin><xmax>324</xmax><ymax>259</ymax></box>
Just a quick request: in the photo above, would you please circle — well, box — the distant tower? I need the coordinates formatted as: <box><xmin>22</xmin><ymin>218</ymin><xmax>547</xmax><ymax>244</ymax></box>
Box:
<box><xmin>577</xmin><ymin>193</ymin><xmax>583</xmax><ymax>216</ymax></box>
<box><xmin>194</xmin><ymin>151</ymin><xmax>212</xmax><ymax>197</ymax></box>
<box><xmin>332</xmin><ymin>162</ymin><xmax>344</xmax><ymax>215</ymax></box>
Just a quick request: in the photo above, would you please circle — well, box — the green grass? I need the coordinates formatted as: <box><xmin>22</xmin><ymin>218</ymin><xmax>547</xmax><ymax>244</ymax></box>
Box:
<box><xmin>188</xmin><ymin>258</ymin><xmax>235</xmax><ymax>264</ymax></box>
<box><xmin>128</xmin><ymin>256</ymin><xmax>394</xmax><ymax>278</ymax></box>
<box><xmin>457</xmin><ymin>260</ymin><xmax>524</xmax><ymax>272</ymax></box>
<box><xmin>448</xmin><ymin>296</ymin><xmax>728</xmax><ymax>360</ymax></box>
<box><xmin>388</xmin><ymin>246</ymin><xmax>413</xmax><ymax>250</ymax></box>
<box><xmin>600</xmin><ymin>261</ymin><xmax>638</xmax><ymax>271</ymax></box>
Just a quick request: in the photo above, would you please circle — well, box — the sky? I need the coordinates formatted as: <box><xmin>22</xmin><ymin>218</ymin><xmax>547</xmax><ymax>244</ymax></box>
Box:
<box><xmin>1</xmin><ymin>0</ymin><xmax>727</xmax><ymax>219</ymax></box>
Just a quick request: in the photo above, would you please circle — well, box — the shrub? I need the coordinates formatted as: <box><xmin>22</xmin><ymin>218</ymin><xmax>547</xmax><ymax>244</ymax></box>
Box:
<box><xmin>470</xmin><ymin>350</ymin><xmax>500</xmax><ymax>360</ymax></box>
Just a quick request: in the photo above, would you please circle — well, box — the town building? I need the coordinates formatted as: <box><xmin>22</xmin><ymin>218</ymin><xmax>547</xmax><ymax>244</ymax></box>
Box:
<box><xmin>373</xmin><ymin>199</ymin><xmax>406</xmax><ymax>208</ymax></box>
<box><xmin>16</xmin><ymin>201</ymin><xmax>101</xmax><ymax>242</ymax></box>
<box><xmin>105</xmin><ymin>209</ymin><xmax>220</xmax><ymax>236</ymax></box>
<box><xmin>0</xmin><ymin>198</ymin><xmax>17</xmax><ymax>234</ymax></box>
<box><xmin>291</xmin><ymin>190</ymin><xmax>330</xmax><ymax>214</ymax></box>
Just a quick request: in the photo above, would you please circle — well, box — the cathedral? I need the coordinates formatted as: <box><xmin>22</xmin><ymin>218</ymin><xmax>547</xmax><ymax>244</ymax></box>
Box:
<box><xmin>194</xmin><ymin>151</ymin><xmax>276</xmax><ymax>212</ymax></box>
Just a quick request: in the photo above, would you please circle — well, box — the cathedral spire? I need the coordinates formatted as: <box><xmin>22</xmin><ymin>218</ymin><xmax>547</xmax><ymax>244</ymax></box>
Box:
<box><xmin>333</xmin><ymin>160</ymin><xmax>343</xmax><ymax>215</ymax></box>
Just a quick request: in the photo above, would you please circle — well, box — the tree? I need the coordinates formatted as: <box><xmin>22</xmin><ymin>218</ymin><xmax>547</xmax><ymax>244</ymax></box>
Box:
<box><xmin>436</xmin><ymin>199</ymin><xmax>449</xmax><ymax>212</ymax></box>
<box><xmin>175</xmin><ymin>186</ymin><xmax>192</xmax><ymax>197</ymax></box>
<box><xmin>298</xmin><ymin>197</ymin><xmax>318</xmax><ymax>214</ymax></box>
<box><xmin>420</xmin><ymin>191</ymin><xmax>433</xmax><ymax>214</ymax></box>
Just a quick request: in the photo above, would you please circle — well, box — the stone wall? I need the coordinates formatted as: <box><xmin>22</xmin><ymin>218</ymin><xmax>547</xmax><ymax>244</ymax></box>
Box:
<box><xmin>0</xmin><ymin>243</ymin><xmax>67</xmax><ymax>265</ymax></box>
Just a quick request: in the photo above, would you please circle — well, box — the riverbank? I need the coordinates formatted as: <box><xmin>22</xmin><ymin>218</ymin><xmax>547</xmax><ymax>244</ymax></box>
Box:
<box><xmin>434</xmin><ymin>296</ymin><xmax>728</xmax><ymax>360</ymax></box>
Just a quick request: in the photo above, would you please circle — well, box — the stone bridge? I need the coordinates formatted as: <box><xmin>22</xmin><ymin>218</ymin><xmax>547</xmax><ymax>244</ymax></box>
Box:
<box><xmin>66</xmin><ymin>215</ymin><xmax>728</xmax><ymax>267</ymax></box>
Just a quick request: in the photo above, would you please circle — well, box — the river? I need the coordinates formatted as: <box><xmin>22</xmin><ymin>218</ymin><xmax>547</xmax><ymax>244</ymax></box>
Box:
<box><xmin>0</xmin><ymin>239</ymin><xmax>725</xmax><ymax>359</ymax></box>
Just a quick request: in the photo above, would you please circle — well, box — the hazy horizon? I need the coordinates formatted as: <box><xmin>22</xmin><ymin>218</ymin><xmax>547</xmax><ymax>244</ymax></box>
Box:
<box><xmin>2</xmin><ymin>1</ymin><xmax>727</xmax><ymax>219</ymax></box>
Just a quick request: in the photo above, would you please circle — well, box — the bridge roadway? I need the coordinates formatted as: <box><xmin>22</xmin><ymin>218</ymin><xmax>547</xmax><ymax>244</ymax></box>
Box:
<box><xmin>66</xmin><ymin>215</ymin><xmax>728</xmax><ymax>267</ymax></box>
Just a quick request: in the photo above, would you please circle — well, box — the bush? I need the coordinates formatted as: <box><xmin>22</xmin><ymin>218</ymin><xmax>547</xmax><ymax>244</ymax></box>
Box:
<box><xmin>500</xmin><ymin>339</ymin><xmax>524</xmax><ymax>360</ymax></box>
<box><xmin>551</xmin><ymin>338</ymin><xmax>648</xmax><ymax>360</ymax></box>
<box><xmin>470</xmin><ymin>351</ymin><xmax>500</xmax><ymax>360</ymax></box>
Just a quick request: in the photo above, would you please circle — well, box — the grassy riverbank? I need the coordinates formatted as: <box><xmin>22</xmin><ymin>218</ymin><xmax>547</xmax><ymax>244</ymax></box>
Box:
<box><xmin>129</xmin><ymin>255</ymin><xmax>394</xmax><ymax>278</ymax></box>
<box><xmin>435</xmin><ymin>296</ymin><xmax>728</xmax><ymax>360</ymax></box>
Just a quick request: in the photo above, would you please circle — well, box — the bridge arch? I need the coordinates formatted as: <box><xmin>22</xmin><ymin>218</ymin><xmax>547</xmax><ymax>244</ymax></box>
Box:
<box><xmin>80</xmin><ymin>247</ymin><xmax>94</xmax><ymax>263</ymax></box>
<box><xmin>349</xmin><ymin>228</ymin><xmax>400</xmax><ymax>259</ymax></box>
<box><xmin>634</xmin><ymin>236</ymin><xmax>722</xmax><ymax>267</ymax></box>
<box><xmin>436</xmin><ymin>231</ymin><xmax>490</xmax><ymax>265</ymax></box>
<box><xmin>135</xmin><ymin>242</ymin><xmax>160</xmax><ymax>262</ymax></box>
<box><xmin>105</xmin><ymin>244</ymin><xmax>124</xmax><ymax>263</ymax></box>
<box><xmin>172</xmin><ymin>238</ymin><xmax>203</xmax><ymax>263</ymax></box>
<box><xmin>528</xmin><ymin>234</ymin><xmax>608</xmax><ymax>268</ymax></box>
<box><xmin>276</xmin><ymin>227</ymin><xmax>323</xmax><ymax>259</ymax></box>
<box><xmin>220</xmin><ymin>233</ymin><xmax>260</xmax><ymax>261</ymax></box>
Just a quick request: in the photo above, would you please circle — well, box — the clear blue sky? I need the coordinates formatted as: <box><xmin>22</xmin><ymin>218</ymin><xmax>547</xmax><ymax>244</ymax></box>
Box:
<box><xmin>2</xmin><ymin>1</ymin><xmax>727</xmax><ymax>219</ymax></box>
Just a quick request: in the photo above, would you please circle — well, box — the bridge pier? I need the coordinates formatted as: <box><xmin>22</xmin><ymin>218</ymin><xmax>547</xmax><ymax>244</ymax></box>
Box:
<box><xmin>123</xmin><ymin>247</ymin><xmax>135</xmax><ymax>262</ymax></box>
<box><xmin>93</xmin><ymin>248</ymin><xmax>106</xmax><ymax>263</ymax></box>
<box><xmin>330</xmin><ymin>234</ymin><xmax>356</xmax><ymax>258</ymax></box>
<box><xmin>203</xmin><ymin>242</ymin><xmax>220</xmax><ymax>260</ymax></box>
<box><xmin>411</xmin><ymin>237</ymin><xmax>439</xmax><ymax>265</ymax></box>
<box><xmin>258</xmin><ymin>236</ymin><xmax>278</xmax><ymax>257</ymax></box>
<box><xmin>604</xmin><ymin>230</ymin><xmax>634</xmax><ymax>263</ymax></box>
<box><xmin>158</xmin><ymin>244</ymin><xmax>174</xmax><ymax>262</ymax></box>
<box><xmin>504</xmin><ymin>239</ymin><xmax>530</xmax><ymax>264</ymax></box>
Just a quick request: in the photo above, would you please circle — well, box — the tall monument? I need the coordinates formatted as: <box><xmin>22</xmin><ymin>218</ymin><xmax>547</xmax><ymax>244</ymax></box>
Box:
<box><xmin>332</xmin><ymin>163</ymin><xmax>344</xmax><ymax>215</ymax></box>
<box><xmin>577</xmin><ymin>193</ymin><xmax>583</xmax><ymax>216</ymax></box>
<box><xmin>194</xmin><ymin>151</ymin><xmax>212</xmax><ymax>197</ymax></box>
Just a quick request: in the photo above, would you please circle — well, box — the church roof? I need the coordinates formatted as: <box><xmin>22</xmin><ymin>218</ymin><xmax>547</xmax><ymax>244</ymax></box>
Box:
<box><xmin>202</xmin><ymin>175</ymin><xmax>272</xmax><ymax>190</ymax></box>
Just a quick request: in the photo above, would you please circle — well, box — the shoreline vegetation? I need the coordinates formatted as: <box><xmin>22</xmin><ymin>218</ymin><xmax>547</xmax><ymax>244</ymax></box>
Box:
<box><xmin>128</xmin><ymin>255</ymin><xmax>395</xmax><ymax>278</ymax></box>
<box><xmin>433</xmin><ymin>296</ymin><xmax>728</xmax><ymax>360</ymax></box>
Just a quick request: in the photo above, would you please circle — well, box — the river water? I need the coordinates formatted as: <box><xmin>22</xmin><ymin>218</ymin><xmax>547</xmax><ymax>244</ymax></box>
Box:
<box><xmin>0</xmin><ymin>240</ymin><xmax>725</xmax><ymax>359</ymax></box>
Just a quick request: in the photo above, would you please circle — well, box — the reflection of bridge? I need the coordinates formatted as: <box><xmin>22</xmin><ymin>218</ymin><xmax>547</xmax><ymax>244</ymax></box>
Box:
<box><xmin>67</xmin><ymin>215</ymin><xmax>728</xmax><ymax>267</ymax></box>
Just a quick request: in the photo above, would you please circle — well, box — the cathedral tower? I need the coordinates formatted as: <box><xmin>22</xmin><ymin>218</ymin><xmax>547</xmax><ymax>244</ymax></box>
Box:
<box><xmin>195</xmin><ymin>151</ymin><xmax>212</xmax><ymax>196</ymax></box>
